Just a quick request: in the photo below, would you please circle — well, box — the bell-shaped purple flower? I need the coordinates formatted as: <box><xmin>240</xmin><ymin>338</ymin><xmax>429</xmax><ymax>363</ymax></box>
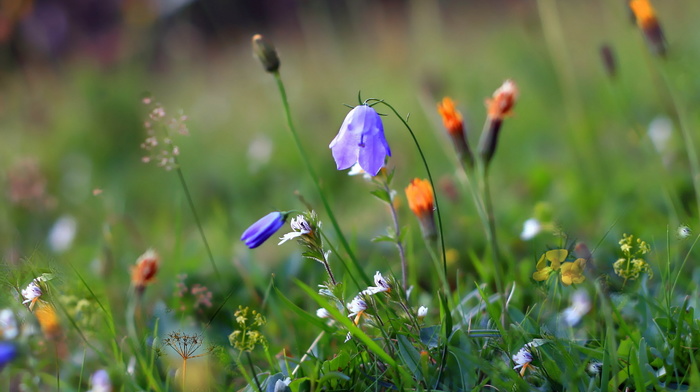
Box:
<box><xmin>241</xmin><ymin>212</ymin><xmax>287</xmax><ymax>249</ymax></box>
<box><xmin>329</xmin><ymin>105</ymin><xmax>391</xmax><ymax>176</ymax></box>
<box><xmin>0</xmin><ymin>342</ymin><xmax>17</xmax><ymax>370</ymax></box>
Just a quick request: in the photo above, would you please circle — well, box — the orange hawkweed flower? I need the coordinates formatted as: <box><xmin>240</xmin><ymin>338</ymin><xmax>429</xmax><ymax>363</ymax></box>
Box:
<box><xmin>629</xmin><ymin>0</ymin><xmax>665</xmax><ymax>56</ymax></box>
<box><xmin>437</xmin><ymin>97</ymin><xmax>473</xmax><ymax>168</ymax></box>
<box><xmin>405</xmin><ymin>179</ymin><xmax>436</xmax><ymax>240</ymax></box>
<box><xmin>437</xmin><ymin>98</ymin><xmax>463</xmax><ymax>137</ymax></box>
<box><xmin>131</xmin><ymin>249</ymin><xmax>159</xmax><ymax>294</ymax></box>
<box><xmin>486</xmin><ymin>80</ymin><xmax>518</xmax><ymax>120</ymax></box>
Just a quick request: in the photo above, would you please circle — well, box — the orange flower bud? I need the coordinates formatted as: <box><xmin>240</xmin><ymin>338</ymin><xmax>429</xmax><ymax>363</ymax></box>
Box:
<box><xmin>438</xmin><ymin>97</ymin><xmax>474</xmax><ymax>168</ymax></box>
<box><xmin>486</xmin><ymin>80</ymin><xmax>518</xmax><ymax>120</ymax></box>
<box><xmin>131</xmin><ymin>249</ymin><xmax>159</xmax><ymax>294</ymax></box>
<box><xmin>405</xmin><ymin>179</ymin><xmax>436</xmax><ymax>240</ymax></box>
<box><xmin>437</xmin><ymin>97</ymin><xmax>463</xmax><ymax>137</ymax></box>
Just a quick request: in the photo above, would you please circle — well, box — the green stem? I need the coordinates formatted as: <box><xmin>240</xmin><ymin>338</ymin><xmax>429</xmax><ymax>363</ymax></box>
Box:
<box><xmin>246</xmin><ymin>352</ymin><xmax>263</xmax><ymax>392</ymax></box>
<box><xmin>479</xmin><ymin>165</ymin><xmax>504</xmax><ymax>297</ymax></box>
<box><xmin>371</xmin><ymin>100</ymin><xmax>448</xmax><ymax>292</ymax></box>
<box><xmin>174</xmin><ymin>158</ymin><xmax>220</xmax><ymax>280</ymax></box>
<box><xmin>272</xmin><ymin>71</ymin><xmax>370</xmax><ymax>286</ymax></box>
<box><xmin>383</xmin><ymin>180</ymin><xmax>408</xmax><ymax>291</ymax></box>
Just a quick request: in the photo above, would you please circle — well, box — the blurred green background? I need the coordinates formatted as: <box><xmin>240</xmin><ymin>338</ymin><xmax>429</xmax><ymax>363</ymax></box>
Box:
<box><xmin>2</xmin><ymin>0</ymin><xmax>700</xmax><ymax>352</ymax></box>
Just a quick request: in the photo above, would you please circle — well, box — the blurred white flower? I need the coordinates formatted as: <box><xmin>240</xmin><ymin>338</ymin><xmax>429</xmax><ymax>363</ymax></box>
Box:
<box><xmin>520</xmin><ymin>218</ymin><xmax>541</xmax><ymax>240</ymax></box>
<box><xmin>316</xmin><ymin>308</ymin><xmax>331</xmax><ymax>319</ymax></box>
<box><xmin>677</xmin><ymin>225</ymin><xmax>692</xmax><ymax>239</ymax></box>
<box><xmin>0</xmin><ymin>309</ymin><xmax>18</xmax><ymax>340</ymax></box>
<box><xmin>21</xmin><ymin>280</ymin><xmax>43</xmax><ymax>310</ymax></box>
<box><xmin>87</xmin><ymin>369</ymin><xmax>111</xmax><ymax>392</ymax></box>
<box><xmin>48</xmin><ymin>215</ymin><xmax>77</xmax><ymax>253</ymax></box>
<box><xmin>247</xmin><ymin>135</ymin><xmax>273</xmax><ymax>173</ymax></box>
<box><xmin>648</xmin><ymin>116</ymin><xmax>673</xmax><ymax>154</ymax></box>
<box><xmin>562</xmin><ymin>290</ymin><xmax>592</xmax><ymax>327</ymax></box>
<box><xmin>417</xmin><ymin>306</ymin><xmax>428</xmax><ymax>319</ymax></box>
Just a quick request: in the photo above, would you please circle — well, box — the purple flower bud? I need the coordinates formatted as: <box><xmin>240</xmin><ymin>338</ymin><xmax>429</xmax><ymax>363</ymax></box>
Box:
<box><xmin>0</xmin><ymin>342</ymin><xmax>17</xmax><ymax>370</ymax></box>
<box><xmin>329</xmin><ymin>105</ymin><xmax>391</xmax><ymax>176</ymax></box>
<box><xmin>241</xmin><ymin>212</ymin><xmax>286</xmax><ymax>249</ymax></box>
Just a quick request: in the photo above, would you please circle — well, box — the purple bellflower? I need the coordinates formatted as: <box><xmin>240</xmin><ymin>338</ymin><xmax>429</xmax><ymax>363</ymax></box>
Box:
<box><xmin>0</xmin><ymin>342</ymin><xmax>17</xmax><ymax>370</ymax></box>
<box><xmin>241</xmin><ymin>212</ymin><xmax>287</xmax><ymax>249</ymax></box>
<box><xmin>329</xmin><ymin>104</ymin><xmax>391</xmax><ymax>176</ymax></box>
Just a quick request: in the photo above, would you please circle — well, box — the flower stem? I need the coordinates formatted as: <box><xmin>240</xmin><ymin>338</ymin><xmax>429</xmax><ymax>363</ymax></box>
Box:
<box><xmin>382</xmin><ymin>180</ymin><xmax>408</xmax><ymax>291</ymax></box>
<box><xmin>479</xmin><ymin>165</ymin><xmax>504</xmax><ymax>297</ymax></box>
<box><xmin>272</xmin><ymin>71</ymin><xmax>370</xmax><ymax>286</ymax></box>
<box><xmin>182</xmin><ymin>357</ymin><xmax>187</xmax><ymax>391</ymax></box>
<box><xmin>372</xmin><ymin>100</ymin><xmax>448</xmax><ymax>296</ymax></box>
<box><xmin>173</xmin><ymin>157</ymin><xmax>220</xmax><ymax>280</ymax></box>
<box><xmin>246</xmin><ymin>352</ymin><xmax>263</xmax><ymax>392</ymax></box>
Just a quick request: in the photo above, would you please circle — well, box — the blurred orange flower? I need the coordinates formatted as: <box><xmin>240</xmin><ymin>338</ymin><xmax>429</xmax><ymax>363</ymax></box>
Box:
<box><xmin>132</xmin><ymin>249</ymin><xmax>159</xmax><ymax>294</ymax></box>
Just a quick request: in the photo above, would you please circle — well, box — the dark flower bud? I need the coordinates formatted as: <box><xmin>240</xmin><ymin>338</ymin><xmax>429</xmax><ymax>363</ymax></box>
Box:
<box><xmin>252</xmin><ymin>34</ymin><xmax>280</xmax><ymax>73</ymax></box>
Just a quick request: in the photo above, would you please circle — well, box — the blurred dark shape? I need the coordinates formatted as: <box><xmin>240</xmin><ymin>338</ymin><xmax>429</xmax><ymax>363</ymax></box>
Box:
<box><xmin>599</xmin><ymin>44</ymin><xmax>616</xmax><ymax>79</ymax></box>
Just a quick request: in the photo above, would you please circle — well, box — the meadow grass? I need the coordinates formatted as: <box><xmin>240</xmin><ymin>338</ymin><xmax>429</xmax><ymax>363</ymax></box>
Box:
<box><xmin>2</xmin><ymin>1</ymin><xmax>700</xmax><ymax>391</ymax></box>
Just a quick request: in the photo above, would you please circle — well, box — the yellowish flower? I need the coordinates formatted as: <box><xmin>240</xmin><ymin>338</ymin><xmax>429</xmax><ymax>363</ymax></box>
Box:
<box><xmin>560</xmin><ymin>258</ymin><xmax>586</xmax><ymax>285</ymax></box>
<box><xmin>532</xmin><ymin>249</ymin><xmax>568</xmax><ymax>281</ymax></box>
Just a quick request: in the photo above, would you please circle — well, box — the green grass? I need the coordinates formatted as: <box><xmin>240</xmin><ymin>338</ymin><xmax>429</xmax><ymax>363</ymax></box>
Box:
<box><xmin>2</xmin><ymin>1</ymin><xmax>700</xmax><ymax>391</ymax></box>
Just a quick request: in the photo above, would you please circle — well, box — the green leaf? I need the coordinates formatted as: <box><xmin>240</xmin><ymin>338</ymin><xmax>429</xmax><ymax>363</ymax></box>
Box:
<box><xmin>273</xmin><ymin>287</ymin><xmax>335</xmax><ymax>333</ymax></box>
<box><xmin>397</xmin><ymin>334</ymin><xmax>423</xmax><ymax>381</ymax></box>
<box><xmin>370</xmin><ymin>189</ymin><xmax>392</xmax><ymax>204</ymax></box>
<box><xmin>420</xmin><ymin>326</ymin><xmax>440</xmax><ymax>349</ymax></box>
<box><xmin>371</xmin><ymin>235</ymin><xmax>395</xmax><ymax>243</ymax></box>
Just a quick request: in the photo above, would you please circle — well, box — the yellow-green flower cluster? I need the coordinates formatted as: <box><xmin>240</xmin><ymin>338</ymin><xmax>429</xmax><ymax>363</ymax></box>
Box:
<box><xmin>229</xmin><ymin>306</ymin><xmax>267</xmax><ymax>352</ymax></box>
<box><xmin>532</xmin><ymin>249</ymin><xmax>586</xmax><ymax>285</ymax></box>
<box><xmin>613</xmin><ymin>233</ymin><xmax>652</xmax><ymax>282</ymax></box>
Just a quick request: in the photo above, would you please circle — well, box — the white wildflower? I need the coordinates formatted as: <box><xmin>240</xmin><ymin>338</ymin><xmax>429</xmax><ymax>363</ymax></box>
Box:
<box><xmin>361</xmin><ymin>271</ymin><xmax>392</xmax><ymax>296</ymax></box>
<box><xmin>347</xmin><ymin>296</ymin><xmax>367</xmax><ymax>318</ymax></box>
<box><xmin>417</xmin><ymin>306</ymin><xmax>428</xmax><ymax>319</ymax></box>
<box><xmin>278</xmin><ymin>215</ymin><xmax>312</xmax><ymax>245</ymax></box>
<box><xmin>520</xmin><ymin>218</ymin><xmax>541</xmax><ymax>240</ymax></box>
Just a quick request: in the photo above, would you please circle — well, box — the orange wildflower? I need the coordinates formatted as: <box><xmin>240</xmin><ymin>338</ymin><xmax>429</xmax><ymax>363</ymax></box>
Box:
<box><xmin>629</xmin><ymin>0</ymin><xmax>657</xmax><ymax>30</ymax></box>
<box><xmin>629</xmin><ymin>0</ymin><xmax>665</xmax><ymax>56</ymax></box>
<box><xmin>486</xmin><ymin>80</ymin><xmax>518</xmax><ymax>120</ymax></box>
<box><xmin>131</xmin><ymin>249</ymin><xmax>159</xmax><ymax>294</ymax></box>
<box><xmin>437</xmin><ymin>97</ymin><xmax>463</xmax><ymax>136</ymax></box>
<box><xmin>405</xmin><ymin>179</ymin><xmax>436</xmax><ymax>240</ymax></box>
<box><xmin>437</xmin><ymin>97</ymin><xmax>474</xmax><ymax>168</ymax></box>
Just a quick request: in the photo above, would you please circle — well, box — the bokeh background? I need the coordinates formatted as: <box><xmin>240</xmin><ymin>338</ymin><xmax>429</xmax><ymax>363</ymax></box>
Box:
<box><xmin>2</xmin><ymin>0</ymin><xmax>700</xmax><ymax>373</ymax></box>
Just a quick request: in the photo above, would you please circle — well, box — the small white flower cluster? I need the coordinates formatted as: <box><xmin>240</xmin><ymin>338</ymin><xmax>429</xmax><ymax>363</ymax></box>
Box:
<box><xmin>278</xmin><ymin>215</ymin><xmax>312</xmax><ymax>245</ymax></box>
